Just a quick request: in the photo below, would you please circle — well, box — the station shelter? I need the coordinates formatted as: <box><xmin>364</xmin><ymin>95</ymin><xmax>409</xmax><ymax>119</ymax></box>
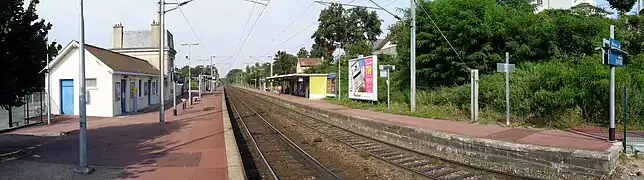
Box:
<box><xmin>266</xmin><ymin>74</ymin><xmax>336</xmax><ymax>100</ymax></box>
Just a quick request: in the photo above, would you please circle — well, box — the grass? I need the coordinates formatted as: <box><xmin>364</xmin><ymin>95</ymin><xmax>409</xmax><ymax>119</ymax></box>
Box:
<box><xmin>323</xmin><ymin>97</ymin><xmax>611</xmax><ymax>129</ymax></box>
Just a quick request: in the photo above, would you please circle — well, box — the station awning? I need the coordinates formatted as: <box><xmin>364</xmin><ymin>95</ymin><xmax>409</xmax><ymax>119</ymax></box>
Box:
<box><xmin>265</xmin><ymin>73</ymin><xmax>329</xmax><ymax>80</ymax></box>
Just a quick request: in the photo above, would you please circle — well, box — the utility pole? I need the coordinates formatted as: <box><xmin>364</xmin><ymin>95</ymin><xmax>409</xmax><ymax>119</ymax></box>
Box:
<box><xmin>410</xmin><ymin>0</ymin><xmax>417</xmax><ymax>112</ymax></box>
<box><xmin>158</xmin><ymin>0</ymin><xmax>166</xmax><ymax>123</ymax></box>
<box><xmin>609</xmin><ymin>25</ymin><xmax>616</xmax><ymax>142</ymax></box>
<box><xmin>46</xmin><ymin>43</ymin><xmax>51</xmax><ymax>125</ymax></box>
<box><xmin>172</xmin><ymin>61</ymin><xmax>177</xmax><ymax>116</ymax></box>
<box><xmin>74</xmin><ymin>0</ymin><xmax>92</xmax><ymax>174</ymax></box>
<box><xmin>163</xmin><ymin>0</ymin><xmax>194</xmax><ymax>115</ymax></box>
<box><xmin>181</xmin><ymin>42</ymin><xmax>199</xmax><ymax>105</ymax></box>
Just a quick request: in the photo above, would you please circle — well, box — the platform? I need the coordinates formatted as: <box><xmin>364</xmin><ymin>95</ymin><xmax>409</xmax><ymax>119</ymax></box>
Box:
<box><xmin>0</xmin><ymin>88</ymin><xmax>244</xmax><ymax>180</ymax></box>
<box><xmin>236</xmin><ymin>85</ymin><xmax>621</xmax><ymax>179</ymax></box>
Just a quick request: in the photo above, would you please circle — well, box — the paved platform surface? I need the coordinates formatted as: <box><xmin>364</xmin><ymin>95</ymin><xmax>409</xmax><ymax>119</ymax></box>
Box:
<box><xmin>242</xmin><ymin>86</ymin><xmax>616</xmax><ymax>151</ymax></box>
<box><xmin>0</xmin><ymin>89</ymin><xmax>234</xmax><ymax>180</ymax></box>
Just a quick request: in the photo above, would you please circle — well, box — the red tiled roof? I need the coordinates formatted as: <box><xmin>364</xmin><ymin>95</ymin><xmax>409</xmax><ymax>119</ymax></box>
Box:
<box><xmin>298</xmin><ymin>58</ymin><xmax>322</xmax><ymax>67</ymax></box>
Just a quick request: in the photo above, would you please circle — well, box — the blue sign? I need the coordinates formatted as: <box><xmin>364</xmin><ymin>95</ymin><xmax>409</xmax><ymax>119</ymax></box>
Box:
<box><xmin>602</xmin><ymin>38</ymin><xmax>624</xmax><ymax>67</ymax></box>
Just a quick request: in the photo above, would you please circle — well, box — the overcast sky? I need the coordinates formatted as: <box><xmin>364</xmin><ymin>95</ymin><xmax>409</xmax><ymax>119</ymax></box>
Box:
<box><xmin>33</xmin><ymin>0</ymin><xmax>638</xmax><ymax>76</ymax></box>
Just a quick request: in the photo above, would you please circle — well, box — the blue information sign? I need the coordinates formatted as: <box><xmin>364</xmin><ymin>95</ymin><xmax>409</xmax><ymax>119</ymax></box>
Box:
<box><xmin>602</xmin><ymin>38</ymin><xmax>624</xmax><ymax>67</ymax></box>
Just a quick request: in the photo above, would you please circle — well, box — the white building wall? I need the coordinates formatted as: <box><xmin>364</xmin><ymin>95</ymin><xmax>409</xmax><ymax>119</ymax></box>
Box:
<box><xmin>111</xmin><ymin>74</ymin><xmax>160</xmax><ymax>116</ymax></box>
<box><xmin>535</xmin><ymin>0</ymin><xmax>596</xmax><ymax>12</ymax></box>
<box><xmin>116</xmin><ymin>50</ymin><xmax>174</xmax><ymax>101</ymax></box>
<box><xmin>46</xmin><ymin>47</ymin><xmax>115</xmax><ymax>117</ymax></box>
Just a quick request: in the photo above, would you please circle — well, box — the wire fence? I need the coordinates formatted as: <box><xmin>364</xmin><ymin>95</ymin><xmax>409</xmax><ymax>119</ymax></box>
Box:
<box><xmin>0</xmin><ymin>91</ymin><xmax>47</xmax><ymax>131</ymax></box>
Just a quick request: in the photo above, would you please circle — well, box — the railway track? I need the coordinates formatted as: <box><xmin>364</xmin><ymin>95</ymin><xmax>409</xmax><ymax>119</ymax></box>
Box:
<box><xmin>230</xmin><ymin>87</ymin><xmax>528</xmax><ymax>180</ymax></box>
<box><xmin>227</xmin><ymin>89</ymin><xmax>340</xmax><ymax>180</ymax></box>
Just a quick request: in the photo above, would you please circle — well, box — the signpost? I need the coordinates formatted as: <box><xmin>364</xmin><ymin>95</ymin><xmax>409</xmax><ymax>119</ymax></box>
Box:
<box><xmin>601</xmin><ymin>25</ymin><xmax>628</xmax><ymax>142</ymax></box>
<box><xmin>379</xmin><ymin>65</ymin><xmax>395</xmax><ymax>111</ymax></box>
<box><xmin>496</xmin><ymin>52</ymin><xmax>514</xmax><ymax>126</ymax></box>
<box><xmin>470</xmin><ymin>69</ymin><xmax>479</xmax><ymax>122</ymax></box>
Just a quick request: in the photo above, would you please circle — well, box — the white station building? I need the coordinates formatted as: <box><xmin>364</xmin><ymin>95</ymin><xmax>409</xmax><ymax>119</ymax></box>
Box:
<box><xmin>45</xmin><ymin>41</ymin><xmax>164</xmax><ymax>117</ymax></box>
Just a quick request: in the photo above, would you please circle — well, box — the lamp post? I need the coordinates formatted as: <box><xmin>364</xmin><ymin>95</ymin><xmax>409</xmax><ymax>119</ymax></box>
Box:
<box><xmin>74</xmin><ymin>0</ymin><xmax>92</xmax><ymax>174</ymax></box>
<box><xmin>159</xmin><ymin>0</ymin><xmax>194</xmax><ymax>122</ymax></box>
<box><xmin>181</xmin><ymin>42</ymin><xmax>199</xmax><ymax>105</ymax></box>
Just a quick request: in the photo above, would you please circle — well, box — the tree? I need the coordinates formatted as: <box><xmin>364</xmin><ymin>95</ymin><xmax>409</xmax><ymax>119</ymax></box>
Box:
<box><xmin>297</xmin><ymin>47</ymin><xmax>309</xmax><ymax>58</ymax></box>
<box><xmin>273</xmin><ymin>50</ymin><xmax>297</xmax><ymax>75</ymax></box>
<box><xmin>0</xmin><ymin>0</ymin><xmax>53</xmax><ymax>127</ymax></box>
<box><xmin>311</xmin><ymin>3</ymin><xmax>382</xmax><ymax>57</ymax></box>
<box><xmin>608</xmin><ymin>0</ymin><xmax>637</xmax><ymax>15</ymax></box>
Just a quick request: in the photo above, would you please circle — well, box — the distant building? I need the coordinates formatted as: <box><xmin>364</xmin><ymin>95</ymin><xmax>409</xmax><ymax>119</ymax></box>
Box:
<box><xmin>45</xmin><ymin>41</ymin><xmax>162</xmax><ymax>117</ymax></box>
<box><xmin>372</xmin><ymin>35</ymin><xmax>396</xmax><ymax>56</ymax></box>
<box><xmin>296</xmin><ymin>58</ymin><xmax>323</xmax><ymax>73</ymax></box>
<box><xmin>110</xmin><ymin>21</ymin><xmax>178</xmax><ymax>101</ymax></box>
<box><xmin>533</xmin><ymin>0</ymin><xmax>596</xmax><ymax>12</ymax></box>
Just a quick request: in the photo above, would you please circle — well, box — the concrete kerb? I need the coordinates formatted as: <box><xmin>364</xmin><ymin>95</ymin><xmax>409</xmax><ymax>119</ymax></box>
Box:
<box><xmin>237</xmin><ymin>87</ymin><xmax>621</xmax><ymax>179</ymax></box>
<box><xmin>221</xmin><ymin>91</ymin><xmax>246</xmax><ymax>180</ymax></box>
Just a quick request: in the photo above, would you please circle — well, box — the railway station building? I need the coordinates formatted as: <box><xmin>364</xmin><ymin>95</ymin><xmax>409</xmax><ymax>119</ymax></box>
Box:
<box><xmin>44</xmin><ymin>41</ymin><xmax>163</xmax><ymax>117</ymax></box>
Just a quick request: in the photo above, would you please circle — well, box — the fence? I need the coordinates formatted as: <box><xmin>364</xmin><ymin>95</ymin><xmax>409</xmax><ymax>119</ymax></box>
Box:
<box><xmin>0</xmin><ymin>91</ymin><xmax>47</xmax><ymax>130</ymax></box>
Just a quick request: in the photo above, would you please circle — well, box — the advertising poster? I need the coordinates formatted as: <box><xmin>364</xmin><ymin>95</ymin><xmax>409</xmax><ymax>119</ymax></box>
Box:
<box><xmin>115</xmin><ymin>82</ymin><xmax>121</xmax><ymax>101</ymax></box>
<box><xmin>348</xmin><ymin>55</ymin><xmax>378</xmax><ymax>101</ymax></box>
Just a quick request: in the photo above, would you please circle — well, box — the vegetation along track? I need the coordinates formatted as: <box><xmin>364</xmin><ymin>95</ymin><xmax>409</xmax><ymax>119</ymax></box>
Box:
<box><xmin>227</xmin><ymin>88</ymin><xmax>340</xmax><ymax>180</ymax></box>
<box><xmin>231</xmin><ymin>87</ymin><xmax>531</xmax><ymax>180</ymax></box>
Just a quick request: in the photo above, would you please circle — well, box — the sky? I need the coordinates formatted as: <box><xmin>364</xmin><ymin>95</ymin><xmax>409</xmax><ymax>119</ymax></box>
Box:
<box><xmin>33</xmin><ymin>0</ymin><xmax>407</xmax><ymax>76</ymax></box>
<box><xmin>32</xmin><ymin>0</ymin><xmax>641</xmax><ymax>76</ymax></box>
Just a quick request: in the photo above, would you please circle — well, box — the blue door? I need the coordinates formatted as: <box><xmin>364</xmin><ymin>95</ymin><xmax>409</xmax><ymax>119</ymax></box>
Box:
<box><xmin>121</xmin><ymin>79</ymin><xmax>126</xmax><ymax>113</ymax></box>
<box><xmin>60</xmin><ymin>79</ymin><xmax>74</xmax><ymax>114</ymax></box>
<box><xmin>147</xmin><ymin>80</ymin><xmax>151</xmax><ymax>105</ymax></box>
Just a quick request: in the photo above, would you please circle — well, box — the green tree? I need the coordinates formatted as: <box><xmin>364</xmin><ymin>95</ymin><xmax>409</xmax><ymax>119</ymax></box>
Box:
<box><xmin>311</xmin><ymin>3</ymin><xmax>382</xmax><ymax>57</ymax></box>
<box><xmin>607</xmin><ymin>0</ymin><xmax>637</xmax><ymax>15</ymax></box>
<box><xmin>273</xmin><ymin>50</ymin><xmax>297</xmax><ymax>75</ymax></box>
<box><xmin>297</xmin><ymin>47</ymin><xmax>309</xmax><ymax>58</ymax></box>
<box><xmin>0</xmin><ymin>0</ymin><xmax>53</xmax><ymax>127</ymax></box>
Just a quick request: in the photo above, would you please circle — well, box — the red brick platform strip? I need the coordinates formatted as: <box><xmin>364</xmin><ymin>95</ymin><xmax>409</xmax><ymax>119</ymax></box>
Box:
<box><xmin>1</xmin><ymin>90</ymin><xmax>229</xmax><ymax>180</ymax></box>
<box><xmin>243</xmin><ymin>87</ymin><xmax>615</xmax><ymax>151</ymax></box>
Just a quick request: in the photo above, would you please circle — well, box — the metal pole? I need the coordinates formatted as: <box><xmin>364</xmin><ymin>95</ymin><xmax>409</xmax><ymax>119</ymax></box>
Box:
<box><xmin>158</xmin><ymin>0</ymin><xmax>165</xmax><ymax>123</ymax></box>
<box><xmin>410</xmin><ymin>0</ymin><xmax>416</xmax><ymax>112</ymax></box>
<box><xmin>210</xmin><ymin>56</ymin><xmax>214</xmax><ymax>92</ymax></box>
<box><xmin>609</xmin><ymin>25</ymin><xmax>616</xmax><ymax>142</ymax></box>
<box><xmin>46</xmin><ymin>45</ymin><xmax>51</xmax><ymax>125</ymax></box>
<box><xmin>338</xmin><ymin>56</ymin><xmax>341</xmax><ymax>99</ymax></box>
<box><xmin>172</xmin><ymin>61</ymin><xmax>177</xmax><ymax>116</ymax></box>
<box><xmin>387</xmin><ymin>68</ymin><xmax>390</xmax><ymax>111</ymax></box>
<box><xmin>75</xmin><ymin>0</ymin><xmax>91</xmax><ymax>174</ymax></box>
<box><xmin>505</xmin><ymin>52</ymin><xmax>510</xmax><ymax>126</ymax></box>
<box><xmin>188</xmin><ymin>46</ymin><xmax>192</xmax><ymax>105</ymax></box>
<box><xmin>199</xmin><ymin>74</ymin><xmax>202</xmax><ymax>97</ymax></box>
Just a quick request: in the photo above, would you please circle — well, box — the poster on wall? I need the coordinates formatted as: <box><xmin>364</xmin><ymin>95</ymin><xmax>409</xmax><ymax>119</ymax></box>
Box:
<box><xmin>348</xmin><ymin>55</ymin><xmax>378</xmax><ymax>101</ymax></box>
<box><xmin>115</xmin><ymin>82</ymin><xmax>121</xmax><ymax>101</ymax></box>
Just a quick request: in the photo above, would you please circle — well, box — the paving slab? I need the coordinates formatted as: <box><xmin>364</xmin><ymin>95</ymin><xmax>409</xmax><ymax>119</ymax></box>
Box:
<box><xmin>0</xmin><ymin>88</ymin><xmax>235</xmax><ymax>180</ymax></box>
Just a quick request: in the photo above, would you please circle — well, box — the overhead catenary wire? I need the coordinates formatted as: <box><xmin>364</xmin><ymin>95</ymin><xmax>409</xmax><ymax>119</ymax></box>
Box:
<box><xmin>257</xmin><ymin>2</ymin><xmax>316</xmax><ymax>55</ymax></box>
<box><xmin>231</xmin><ymin>1</ymin><xmax>271</xmax><ymax>65</ymax></box>
<box><xmin>270</xmin><ymin>21</ymin><xmax>319</xmax><ymax>54</ymax></box>
<box><xmin>176</xmin><ymin>1</ymin><xmax>209</xmax><ymax>55</ymax></box>
<box><xmin>232</xmin><ymin>4</ymin><xmax>258</xmax><ymax>64</ymax></box>
<box><xmin>415</xmin><ymin>0</ymin><xmax>468</xmax><ymax>69</ymax></box>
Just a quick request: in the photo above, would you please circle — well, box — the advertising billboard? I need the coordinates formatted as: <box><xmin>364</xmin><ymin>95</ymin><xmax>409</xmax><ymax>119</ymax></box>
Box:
<box><xmin>348</xmin><ymin>55</ymin><xmax>378</xmax><ymax>101</ymax></box>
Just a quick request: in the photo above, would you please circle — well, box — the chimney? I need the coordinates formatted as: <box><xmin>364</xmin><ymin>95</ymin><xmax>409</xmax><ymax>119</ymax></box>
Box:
<box><xmin>112</xmin><ymin>22</ymin><xmax>123</xmax><ymax>48</ymax></box>
<box><xmin>151</xmin><ymin>20</ymin><xmax>161</xmax><ymax>47</ymax></box>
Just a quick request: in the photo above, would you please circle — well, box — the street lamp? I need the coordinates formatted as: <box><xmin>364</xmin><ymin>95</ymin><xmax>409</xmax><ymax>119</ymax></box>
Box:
<box><xmin>181</xmin><ymin>42</ymin><xmax>199</xmax><ymax>105</ymax></box>
<box><xmin>159</xmin><ymin>0</ymin><xmax>194</xmax><ymax>120</ymax></box>
<box><xmin>75</xmin><ymin>0</ymin><xmax>92</xmax><ymax>174</ymax></box>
